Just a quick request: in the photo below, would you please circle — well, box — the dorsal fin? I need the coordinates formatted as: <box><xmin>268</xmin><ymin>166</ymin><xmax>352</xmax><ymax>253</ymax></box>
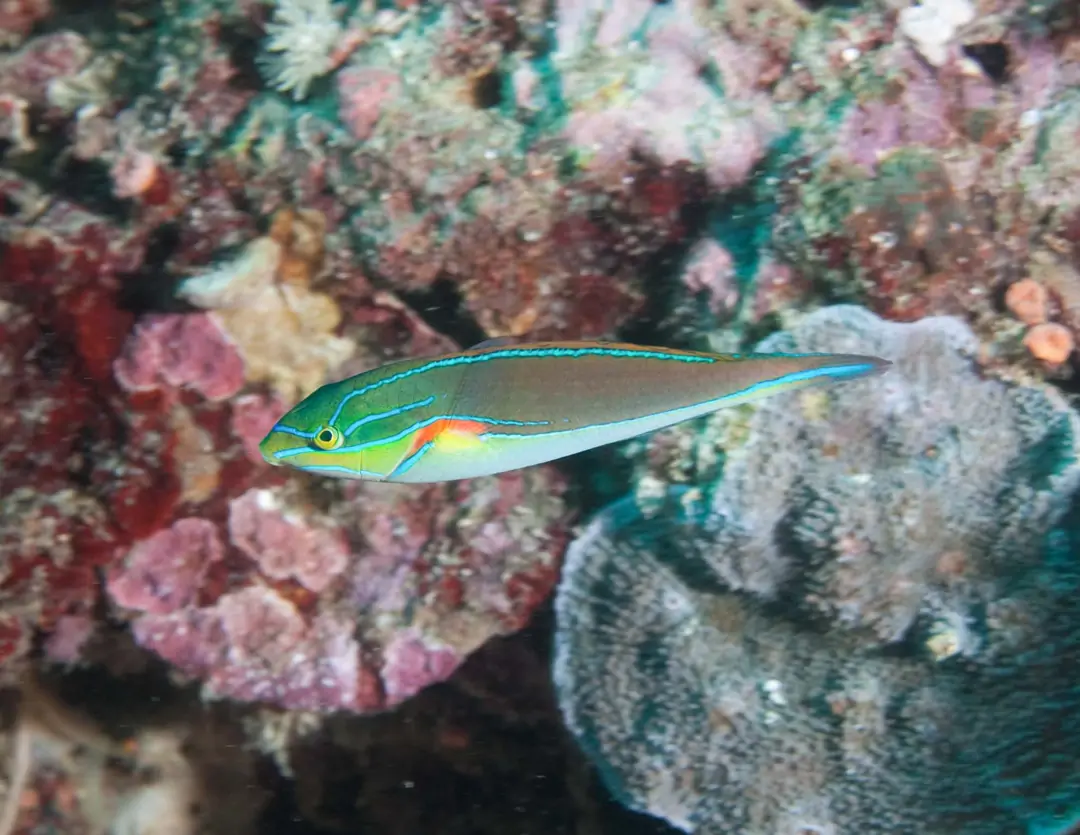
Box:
<box><xmin>468</xmin><ymin>336</ymin><xmax>519</xmax><ymax>350</ymax></box>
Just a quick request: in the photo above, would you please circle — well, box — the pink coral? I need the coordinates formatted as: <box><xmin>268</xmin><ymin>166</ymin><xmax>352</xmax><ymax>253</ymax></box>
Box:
<box><xmin>228</xmin><ymin>488</ymin><xmax>349</xmax><ymax>594</ymax></box>
<box><xmin>682</xmin><ymin>239</ymin><xmax>737</xmax><ymax>316</ymax></box>
<box><xmin>834</xmin><ymin>51</ymin><xmax>954</xmax><ymax>173</ymax></box>
<box><xmin>230</xmin><ymin>393</ymin><xmax>289</xmax><ymax>464</ymax></box>
<box><xmin>132</xmin><ymin>586</ymin><xmax>373</xmax><ymax>710</ymax></box>
<box><xmin>43</xmin><ymin>614</ymin><xmax>95</xmax><ymax>663</ymax></box>
<box><xmin>107</xmin><ymin>519</ymin><xmax>224</xmax><ymax>616</ymax></box>
<box><xmin>837</xmin><ymin>100</ymin><xmax>905</xmax><ymax>173</ymax></box>
<box><xmin>568</xmin><ymin>79</ymin><xmax>772</xmax><ymax>190</ymax></box>
<box><xmin>560</xmin><ymin>1</ymin><xmax>778</xmax><ymax>191</ymax></box>
<box><xmin>381</xmin><ymin>632</ymin><xmax>462</xmax><ymax>705</ymax></box>
<box><xmin>104</xmin><ymin>469</ymin><xmax>569</xmax><ymax>713</ymax></box>
<box><xmin>113</xmin><ymin>313</ymin><xmax>246</xmax><ymax>402</ymax></box>
<box><xmin>337</xmin><ymin>66</ymin><xmax>401</xmax><ymax>141</ymax></box>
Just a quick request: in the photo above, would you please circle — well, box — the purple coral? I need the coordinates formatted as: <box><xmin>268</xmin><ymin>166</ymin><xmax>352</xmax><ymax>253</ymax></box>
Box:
<box><xmin>554</xmin><ymin>306</ymin><xmax>1080</xmax><ymax>834</ymax></box>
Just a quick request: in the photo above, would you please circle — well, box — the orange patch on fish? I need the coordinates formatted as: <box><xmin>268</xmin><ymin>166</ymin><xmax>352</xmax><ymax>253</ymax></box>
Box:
<box><xmin>409</xmin><ymin>418</ymin><xmax>490</xmax><ymax>455</ymax></box>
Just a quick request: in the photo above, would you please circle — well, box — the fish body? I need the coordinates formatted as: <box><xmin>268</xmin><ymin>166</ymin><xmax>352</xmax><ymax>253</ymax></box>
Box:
<box><xmin>259</xmin><ymin>340</ymin><xmax>890</xmax><ymax>483</ymax></box>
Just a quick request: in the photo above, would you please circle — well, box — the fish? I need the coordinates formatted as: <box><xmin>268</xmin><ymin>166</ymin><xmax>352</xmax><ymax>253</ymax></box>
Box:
<box><xmin>259</xmin><ymin>339</ymin><xmax>890</xmax><ymax>483</ymax></box>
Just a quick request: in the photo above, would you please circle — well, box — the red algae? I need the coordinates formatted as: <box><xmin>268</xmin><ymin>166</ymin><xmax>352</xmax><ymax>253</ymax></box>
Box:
<box><xmin>107</xmin><ymin>518</ymin><xmax>225</xmax><ymax>616</ymax></box>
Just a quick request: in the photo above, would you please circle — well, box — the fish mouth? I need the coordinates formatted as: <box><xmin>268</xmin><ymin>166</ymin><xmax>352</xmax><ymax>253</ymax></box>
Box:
<box><xmin>258</xmin><ymin>436</ymin><xmax>286</xmax><ymax>466</ymax></box>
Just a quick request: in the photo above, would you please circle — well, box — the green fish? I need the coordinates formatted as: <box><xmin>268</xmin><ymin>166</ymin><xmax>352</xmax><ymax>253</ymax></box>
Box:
<box><xmin>260</xmin><ymin>339</ymin><xmax>890</xmax><ymax>483</ymax></box>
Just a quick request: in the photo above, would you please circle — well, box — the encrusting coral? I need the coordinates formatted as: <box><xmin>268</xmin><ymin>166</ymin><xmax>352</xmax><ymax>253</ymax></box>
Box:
<box><xmin>176</xmin><ymin>207</ymin><xmax>354</xmax><ymax>403</ymax></box>
<box><xmin>554</xmin><ymin>306</ymin><xmax>1080</xmax><ymax>834</ymax></box>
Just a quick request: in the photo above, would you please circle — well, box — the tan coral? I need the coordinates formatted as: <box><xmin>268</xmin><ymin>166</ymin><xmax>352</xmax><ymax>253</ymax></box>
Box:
<box><xmin>170</xmin><ymin>405</ymin><xmax>220</xmax><ymax>504</ymax></box>
<box><xmin>1023</xmin><ymin>322</ymin><xmax>1074</xmax><ymax>365</ymax></box>
<box><xmin>178</xmin><ymin>207</ymin><xmax>354</xmax><ymax>402</ymax></box>
<box><xmin>1004</xmin><ymin>278</ymin><xmax>1048</xmax><ymax>326</ymax></box>
<box><xmin>268</xmin><ymin>207</ymin><xmax>326</xmax><ymax>287</ymax></box>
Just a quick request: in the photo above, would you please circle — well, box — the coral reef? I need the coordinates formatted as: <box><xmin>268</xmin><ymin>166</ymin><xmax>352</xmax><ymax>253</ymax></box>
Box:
<box><xmin>4</xmin><ymin>0</ymin><xmax>1080</xmax><ymax>830</ymax></box>
<box><xmin>0</xmin><ymin>179</ymin><xmax>570</xmax><ymax>711</ymax></box>
<box><xmin>0</xmin><ymin>180</ymin><xmax>159</xmax><ymax>683</ymax></box>
<box><xmin>175</xmin><ymin>210</ymin><xmax>354</xmax><ymax>402</ymax></box>
<box><xmin>106</xmin><ymin>472</ymin><xmax>568</xmax><ymax>712</ymax></box>
<box><xmin>555</xmin><ymin>306</ymin><xmax>1080</xmax><ymax>833</ymax></box>
<box><xmin>768</xmin><ymin>6</ymin><xmax>1080</xmax><ymax>347</ymax></box>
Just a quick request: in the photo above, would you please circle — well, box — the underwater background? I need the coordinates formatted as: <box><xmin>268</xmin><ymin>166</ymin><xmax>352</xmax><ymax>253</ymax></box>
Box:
<box><xmin>2</xmin><ymin>0</ymin><xmax>1080</xmax><ymax>833</ymax></box>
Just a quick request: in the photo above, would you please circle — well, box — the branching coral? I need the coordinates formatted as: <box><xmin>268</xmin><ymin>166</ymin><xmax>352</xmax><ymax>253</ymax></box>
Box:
<box><xmin>554</xmin><ymin>306</ymin><xmax>1080</xmax><ymax>833</ymax></box>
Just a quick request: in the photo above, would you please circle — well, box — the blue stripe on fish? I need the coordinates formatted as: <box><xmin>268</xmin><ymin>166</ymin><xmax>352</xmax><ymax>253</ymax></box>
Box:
<box><xmin>342</xmin><ymin>395</ymin><xmax>436</xmax><ymax>438</ymax></box>
<box><xmin>321</xmin><ymin>345</ymin><xmax>721</xmax><ymax>429</ymax></box>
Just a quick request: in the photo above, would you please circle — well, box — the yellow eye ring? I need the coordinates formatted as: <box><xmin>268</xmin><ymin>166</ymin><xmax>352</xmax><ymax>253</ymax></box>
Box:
<box><xmin>312</xmin><ymin>425</ymin><xmax>343</xmax><ymax>450</ymax></box>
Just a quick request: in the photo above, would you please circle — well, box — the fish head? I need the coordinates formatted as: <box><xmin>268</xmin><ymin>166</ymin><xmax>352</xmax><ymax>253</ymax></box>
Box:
<box><xmin>258</xmin><ymin>379</ymin><xmax>379</xmax><ymax>479</ymax></box>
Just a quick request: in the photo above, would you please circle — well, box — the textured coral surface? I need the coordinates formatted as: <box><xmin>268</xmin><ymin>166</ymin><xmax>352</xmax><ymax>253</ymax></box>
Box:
<box><xmin>555</xmin><ymin>308</ymin><xmax>1080</xmax><ymax>834</ymax></box>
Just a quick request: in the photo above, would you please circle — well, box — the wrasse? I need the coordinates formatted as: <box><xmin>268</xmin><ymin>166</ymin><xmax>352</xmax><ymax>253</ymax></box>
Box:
<box><xmin>259</xmin><ymin>340</ymin><xmax>890</xmax><ymax>483</ymax></box>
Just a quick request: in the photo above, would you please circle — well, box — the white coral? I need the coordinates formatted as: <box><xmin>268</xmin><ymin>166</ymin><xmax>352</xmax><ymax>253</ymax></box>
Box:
<box><xmin>899</xmin><ymin>0</ymin><xmax>976</xmax><ymax>67</ymax></box>
<box><xmin>263</xmin><ymin>0</ymin><xmax>346</xmax><ymax>100</ymax></box>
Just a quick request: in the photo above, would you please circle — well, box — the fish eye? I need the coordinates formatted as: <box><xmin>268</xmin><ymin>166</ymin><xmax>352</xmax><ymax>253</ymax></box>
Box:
<box><xmin>312</xmin><ymin>425</ymin><xmax>343</xmax><ymax>450</ymax></box>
